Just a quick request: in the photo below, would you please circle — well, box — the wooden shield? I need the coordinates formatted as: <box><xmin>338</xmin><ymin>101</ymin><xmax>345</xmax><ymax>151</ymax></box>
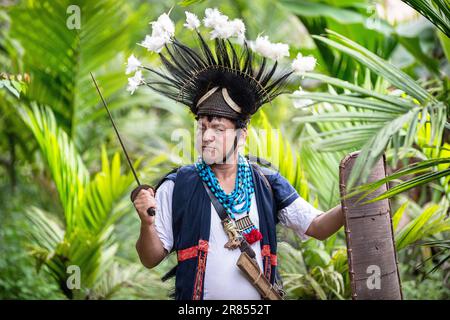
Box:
<box><xmin>339</xmin><ymin>151</ymin><xmax>403</xmax><ymax>300</ymax></box>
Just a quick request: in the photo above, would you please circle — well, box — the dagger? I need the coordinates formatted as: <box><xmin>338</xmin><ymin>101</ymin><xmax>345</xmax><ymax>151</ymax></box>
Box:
<box><xmin>90</xmin><ymin>72</ymin><xmax>156</xmax><ymax>216</ymax></box>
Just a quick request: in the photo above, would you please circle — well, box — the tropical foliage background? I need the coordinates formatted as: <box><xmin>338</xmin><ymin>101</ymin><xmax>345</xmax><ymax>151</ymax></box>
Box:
<box><xmin>0</xmin><ymin>0</ymin><xmax>448</xmax><ymax>299</ymax></box>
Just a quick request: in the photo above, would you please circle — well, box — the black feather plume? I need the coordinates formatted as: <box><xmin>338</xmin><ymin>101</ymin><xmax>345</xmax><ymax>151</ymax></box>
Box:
<box><xmin>143</xmin><ymin>31</ymin><xmax>293</xmax><ymax>119</ymax></box>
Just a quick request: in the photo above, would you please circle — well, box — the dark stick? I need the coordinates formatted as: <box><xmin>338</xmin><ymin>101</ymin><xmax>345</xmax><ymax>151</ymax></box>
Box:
<box><xmin>90</xmin><ymin>72</ymin><xmax>141</xmax><ymax>185</ymax></box>
<box><xmin>90</xmin><ymin>72</ymin><xmax>155</xmax><ymax>216</ymax></box>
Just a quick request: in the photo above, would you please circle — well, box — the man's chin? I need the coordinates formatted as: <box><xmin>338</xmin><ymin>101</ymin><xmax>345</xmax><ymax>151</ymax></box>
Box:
<box><xmin>202</xmin><ymin>155</ymin><xmax>217</xmax><ymax>165</ymax></box>
<box><xmin>201</xmin><ymin>151</ymin><xmax>220</xmax><ymax>165</ymax></box>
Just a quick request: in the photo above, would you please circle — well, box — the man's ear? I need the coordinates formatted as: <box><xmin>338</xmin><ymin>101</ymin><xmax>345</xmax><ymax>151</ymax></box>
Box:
<box><xmin>237</xmin><ymin>127</ymin><xmax>248</xmax><ymax>147</ymax></box>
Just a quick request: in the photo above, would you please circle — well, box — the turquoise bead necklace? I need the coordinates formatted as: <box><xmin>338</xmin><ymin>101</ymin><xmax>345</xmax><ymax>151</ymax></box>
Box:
<box><xmin>196</xmin><ymin>154</ymin><xmax>263</xmax><ymax>244</ymax></box>
<box><xmin>195</xmin><ymin>154</ymin><xmax>254</xmax><ymax>219</ymax></box>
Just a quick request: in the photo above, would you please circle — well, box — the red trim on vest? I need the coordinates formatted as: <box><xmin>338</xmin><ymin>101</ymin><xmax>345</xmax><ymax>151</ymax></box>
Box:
<box><xmin>192</xmin><ymin>239</ymin><xmax>209</xmax><ymax>300</ymax></box>
<box><xmin>261</xmin><ymin>246</ymin><xmax>277</xmax><ymax>289</ymax></box>
<box><xmin>261</xmin><ymin>245</ymin><xmax>270</xmax><ymax>281</ymax></box>
<box><xmin>261</xmin><ymin>245</ymin><xmax>277</xmax><ymax>266</ymax></box>
<box><xmin>177</xmin><ymin>246</ymin><xmax>198</xmax><ymax>262</ymax></box>
<box><xmin>262</xmin><ymin>245</ymin><xmax>271</xmax><ymax>257</ymax></box>
<box><xmin>198</xmin><ymin>239</ymin><xmax>209</xmax><ymax>252</ymax></box>
<box><xmin>177</xmin><ymin>239</ymin><xmax>210</xmax><ymax>262</ymax></box>
<box><xmin>270</xmin><ymin>254</ymin><xmax>277</xmax><ymax>266</ymax></box>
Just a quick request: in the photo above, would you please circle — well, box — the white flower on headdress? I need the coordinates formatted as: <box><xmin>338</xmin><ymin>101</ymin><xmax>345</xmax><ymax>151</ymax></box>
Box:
<box><xmin>210</xmin><ymin>23</ymin><xmax>234</xmax><ymax>39</ymax></box>
<box><xmin>229</xmin><ymin>18</ymin><xmax>246</xmax><ymax>42</ymax></box>
<box><xmin>203</xmin><ymin>8</ymin><xmax>245</xmax><ymax>41</ymax></box>
<box><xmin>292</xmin><ymin>88</ymin><xmax>314</xmax><ymax>108</ymax></box>
<box><xmin>139</xmin><ymin>35</ymin><xmax>166</xmax><ymax>53</ymax></box>
<box><xmin>203</xmin><ymin>8</ymin><xmax>228</xmax><ymax>29</ymax></box>
<box><xmin>252</xmin><ymin>35</ymin><xmax>289</xmax><ymax>61</ymax></box>
<box><xmin>125</xmin><ymin>54</ymin><xmax>142</xmax><ymax>75</ymax></box>
<box><xmin>292</xmin><ymin>52</ymin><xmax>316</xmax><ymax>74</ymax></box>
<box><xmin>139</xmin><ymin>13</ymin><xmax>175</xmax><ymax>53</ymax></box>
<box><xmin>271</xmin><ymin>42</ymin><xmax>290</xmax><ymax>60</ymax></box>
<box><xmin>151</xmin><ymin>13</ymin><xmax>175</xmax><ymax>40</ymax></box>
<box><xmin>184</xmin><ymin>11</ymin><xmax>200</xmax><ymax>30</ymax></box>
<box><xmin>251</xmin><ymin>36</ymin><xmax>271</xmax><ymax>56</ymax></box>
<box><xmin>203</xmin><ymin>8</ymin><xmax>231</xmax><ymax>39</ymax></box>
<box><xmin>127</xmin><ymin>70</ymin><xmax>144</xmax><ymax>95</ymax></box>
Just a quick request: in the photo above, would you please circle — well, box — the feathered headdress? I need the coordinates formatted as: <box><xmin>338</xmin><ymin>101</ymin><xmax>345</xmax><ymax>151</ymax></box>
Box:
<box><xmin>125</xmin><ymin>8</ymin><xmax>317</xmax><ymax>124</ymax></box>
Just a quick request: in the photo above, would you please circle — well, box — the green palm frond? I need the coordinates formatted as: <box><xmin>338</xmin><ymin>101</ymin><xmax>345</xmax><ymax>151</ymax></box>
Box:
<box><xmin>402</xmin><ymin>0</ymin><xmax>450</xmax><ymax>38</ymax></box>
<box><xmin>17</xmin><ymin>103</ymin><xmax>88</xmax><ymax>232</ymax></box>
<box><xmin>294</xmin><ymin>30</ymin><xmax>447</xmax><ymax>189</ymax></box>
<box><xmin>348</xmin><ymin>157</ymin><xmax>450</xmax><ymax>203</ymax></box>
<box><xmin>8</xmin><ymin>0</ymin><xmax>145</xmax><ymax>144</ymax></box>
<box><xmin>344</xmin><ymin>109</ymin><xmax>450</xmax><ymax>203</ymax></box>
<box><xmin>278</xmin><ymin>241</ymin><xmax>347</xmax><ymax>300</ymax></box>
<box><xmin>247</xmin><ymin>110</ymin><xmax>311</xmax><ymax>202</ymax></box>
<box><xmin>299</xmin><ymin>138</ymin><xmax>343</xmax><ymax>208</ymax></box>
<box><xmin>24</xmin><ymin>206</ymin><xmax>77</xmax><ymax>297</ymax></box>
<box><xmin>25</xmin><ymin>207</ymin><xmax>64</xmax><ymax>260</ymax></box>
<box><xmin>280</xmin><ymin>0</ymin><xmax>398</xmax><ymax>83</ymax></box>
<box><xmin>392</xmin><ymin>201</ymin><xmax>410</xmax><ymax>232</ymax></box>
<box><xmin>79</xmin><ymin>147</ymin><xmax>136</xmax><ymax>234</ymax></box>
<box><xmin>418</xmin><ymin>239</ymin><xmax>450</xmax><ymax>275</ymax></box>
<box><xmin>23</xmin><ymin>205</ymin><xmax>118</xmax><ymax>297</ymax></box>
<box><xmin>315</xmin><ymin>30</ymin><xmax>436</xmax><ymax>103</ymax></box>
<box><xmin>395</xmin><ymin>200</ymin><xmax>450</xmax><ymax>251</ymax></box>
<box><xmin>90</xmin><ymin>261</ymin><xmax>172</xmax><ymax>300</ymax></box>
<box><xmin>16</xmin><ymin>103</ymin><xmax>154</xmax><ymax>298</ymax></box>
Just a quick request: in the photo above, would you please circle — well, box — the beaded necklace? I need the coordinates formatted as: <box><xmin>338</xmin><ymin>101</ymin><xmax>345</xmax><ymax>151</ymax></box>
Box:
<box><xmin>195</xmin><ymin>154</ymin><xmax>263</xmax><ymax>244</ymax></box>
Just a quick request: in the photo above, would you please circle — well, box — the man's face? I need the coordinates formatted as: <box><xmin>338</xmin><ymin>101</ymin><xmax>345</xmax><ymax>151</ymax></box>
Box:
<box><xmin>195</xmin><ymin>116</ymin><xmax>245</xmax><ymax>165</ymax></box>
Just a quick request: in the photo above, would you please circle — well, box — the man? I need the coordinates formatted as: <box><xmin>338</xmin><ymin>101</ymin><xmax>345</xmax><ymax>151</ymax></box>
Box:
<box><xmin>134</xmin><ymin>116</ymin><xmax>344</xmax><ymax>300</ymax></box>
<box><xmin>128</xmin><ymin>10</ymin><xmax>344</xmax><ymax>300</ymax></box>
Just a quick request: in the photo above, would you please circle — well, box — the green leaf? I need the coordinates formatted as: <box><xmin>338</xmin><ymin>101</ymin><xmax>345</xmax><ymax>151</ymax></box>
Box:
<box><xmin>298</xmin><ymin>30</ymin><xmax>447</xmax><ymax>190</ymax></box>
<box><xmin>365</xmin><ymin>168</ymin><xmax>450</xmax><ymax>203</ymax></box>
<box><xmin>402</xmin><ymin>0</ymin><xmax>450</xmax><ymax>37</ymax></box>
<box><xmin>395</xmin><ymin>202</ymin><xmax>449</xmax><ymax>251</ymax></box>
<box><xmin>349</xmin><ymin>158</ymin><xmax>450</xmax><ymax>203</ymax></box>
<box><xmin>392</xmin><ymin>201</ymin><xmax>409</xmax><ymax>232</ymax></box>
<box><xmin>9</xmin><ymin>0</ymin><xmax>145</xmax><ymax>146</ymax></box>
<box><xmin>313</xmin><ymin>30</ymin><xmax>434</xmax><ymax>104</ymax></box>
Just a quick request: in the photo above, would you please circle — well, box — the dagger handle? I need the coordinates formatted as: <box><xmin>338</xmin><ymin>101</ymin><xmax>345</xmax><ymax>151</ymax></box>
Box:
<box><xmin>130</xmin><ymin>184</ymin><xmax>156</xmax><ymax>216</ymax></box>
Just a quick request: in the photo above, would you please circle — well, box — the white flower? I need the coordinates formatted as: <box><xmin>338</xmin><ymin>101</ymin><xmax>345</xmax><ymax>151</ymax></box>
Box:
<box><xmin>292</xmin><ymin>89</ymin><xmax>313</xmax><ymax>108</ymax></box>
<box><xmin>253</xmin><ymin>36</ymin><xmax>272</xmax><ymax>57</ymax></box>
<box><xmin>202</xmin><ymin>8</ymin><xmax>247</xmax><ymax>41</ymax></box>
<box><xmin>139</xmin><ymin>35</ymin><xmax>166</xmax><ymax>53</ymax></box>
<box><xmin>150</xmin><ymin>13</ymin><xmax>175</xmax><ymax>40</ymax></box>
<box><xmin>271</xmin><ymin>42</ymin><xmax>290</xmax><ymax>60</ymax></box>
<box><xmin>139</xmin><ymin>13</ymin><xmax>175</xmax><ymax>53</ymax></box>
<box><xmin>209</xmin><ymin>22</ymin><xmax>234</xmax><ymax>39</ymax></box>
<box><xmin>125</xmin><ymin>54</ymin><xmax>142</xmax><ymax>75</ymax></box>
<box><xmin>203</xmin><ymin>8</ymin><xmax>232</xmax><ymax>39</ymax></box>
<box><xmin>292</xmin><ymin>52</ymin><xmax>316</xmax><ymax>74</ymax></box>
<box><xmin>252</xmin><ymin>35</ymin><xmax>289</xmax><ymax>61</ymax></box>
<box><xmin>184</xmin><ymin>11</ymin><xmax>200</xmax><ymax>30</ymax></box>
<box><xmin>229</xmin><ymin>18</ymin><xmax>246</xmax><ymax>41</ymax></box>
<box><xmin>203</xmin><ymin>8</ymin><xmax>228</xmax><ymax>29</ymax></box>
<box><xmin>127</xmin><ymin>70</ymin><xmax>144</xmax><ymax>95</ymax></box>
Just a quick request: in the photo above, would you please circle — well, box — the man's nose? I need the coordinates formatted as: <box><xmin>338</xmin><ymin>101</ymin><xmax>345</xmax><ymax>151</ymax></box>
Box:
<box><xmin>202</xmin><ymin>128</ymin><xmax>215</xmax><ymax>142</ymax></box>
